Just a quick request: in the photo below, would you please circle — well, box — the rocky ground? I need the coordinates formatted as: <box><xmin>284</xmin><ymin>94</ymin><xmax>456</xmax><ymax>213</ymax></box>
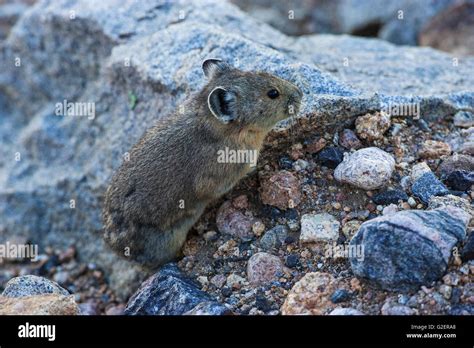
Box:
<box><xmin>172</xmin><ymin>110</ymin><xmax>474</xmax><ymax>316</ymax></box>
<box><xmin>0</xmin><ymin>0</ymin><xmax>473</xmax><ymax>315</ymax></box>
<box><xmin>2</xmin><ymin>109</ymin><xmax>473</xmax><ymax>315</ymax></box>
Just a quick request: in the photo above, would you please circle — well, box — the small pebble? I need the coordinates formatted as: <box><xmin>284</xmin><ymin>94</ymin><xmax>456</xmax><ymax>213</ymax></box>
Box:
<box><xmin>330</xmin><ymin>289</ymin><xmax>352</xmax><ymax>304</ymax></box>
<box><xmin>252</xmin><ymin>221</ymin><xmax>265</xmax><ymax>237</ymax></box>
<box><xmin>285</xmin><ymin>254</ymin><xmax>299</xmax><ymax>268</ymax></box>
<box><xmin>317</xmin><ymin>147</ymin><xmax>344</xmax><ymax>169</ymax></box>
<box><xmin>407</xmin><ymin>197</ymin><xmax>417</xmax><ymax>207</ymax></box>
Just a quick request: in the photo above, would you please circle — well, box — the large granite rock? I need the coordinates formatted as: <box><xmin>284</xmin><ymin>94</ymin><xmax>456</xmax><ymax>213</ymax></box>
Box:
<box><xmin>350</xmin><ymin>207</ymin><xmax>470</xmax><ymax>291</ymax></box>
<box><xmin>1</xmin><ymin>0</ymin><xmax>473</xmax><ymax>298</ymax></box>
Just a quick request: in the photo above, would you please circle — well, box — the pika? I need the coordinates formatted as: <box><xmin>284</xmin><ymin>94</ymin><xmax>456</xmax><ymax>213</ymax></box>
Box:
<box><xmin>102</xmin><ymin>59</ymin><xmax>302</xmax><ymax>269</ymax></box>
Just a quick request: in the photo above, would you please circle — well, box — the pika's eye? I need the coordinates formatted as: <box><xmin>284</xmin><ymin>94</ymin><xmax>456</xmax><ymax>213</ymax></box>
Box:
<box><xmin>267</xmin><ymin>89</ymin><xmax>280</xmax><ymax>99</ymax></box>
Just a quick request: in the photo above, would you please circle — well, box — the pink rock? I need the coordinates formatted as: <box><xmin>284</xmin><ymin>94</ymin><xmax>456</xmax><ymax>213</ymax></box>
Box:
<box><xmin>259</xmin><ymin>171</ymin><xmax>301</xmax><ymax>210</ymax></box>
<box><xmin>247</xmin><ymin>252</ymin><xmax>285</xmax><ymax>286</ymax></box>
<box><xmin>216</xmin><ymin>201</ymin><xmax>255</xmax><ymax>240</ymax></box>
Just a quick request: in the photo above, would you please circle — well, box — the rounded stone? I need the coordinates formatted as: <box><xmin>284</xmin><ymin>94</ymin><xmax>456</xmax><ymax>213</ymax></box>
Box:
<box><xmin>247</xmin><ymin>252</ymin><xmax>285</xmax><ymax>286</ymax></box>
<box><xmin>334</xmin><ymin>147</ymin><xmax>395</xmax><ymax>190</ymax></box>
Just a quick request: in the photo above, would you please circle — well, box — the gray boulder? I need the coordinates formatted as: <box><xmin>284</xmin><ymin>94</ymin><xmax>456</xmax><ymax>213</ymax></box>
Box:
<box><xmin>350</xmin><ymin>206</ymin><xmax>470</xmax><ymax>291</ymax></box>
<box><xmin>1</xmin><ymin>0</ymin><xmax>474</xmax><ymax>299</ymax></box>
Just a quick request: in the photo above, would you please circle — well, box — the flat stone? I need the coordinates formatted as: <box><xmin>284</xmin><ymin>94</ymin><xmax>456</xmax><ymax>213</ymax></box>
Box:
<box><xmin>438</xmin><ymin>155</ymin><xmax>474</xmax><ymax>179</ymax></box>
<box><xmin>418</xmin><ymin>140</ymin><xmax>452</xmax><ymax>159</ymax></box>
<box><xmin>210</xmin><ymin>274</ymin><xmax>227</xmax><ymax>288</ymax></box>
<box><xmin>300</xmin><ymin>213</ymin><xmax>340</xmax><ymax>243</ymax></box>
<box><xmin>226</xmin><ymin>274</ymin><xmax>246</xmax><ymax>289</ymax></box>
<box><xmin>381</xmin><ymin>303</ymin><xmax>416</xmax><ymax>315</ymax></box>
<box><xmin>330</xmin><ymin>289</ymin><xmax>352</xmax><ymax>304</ymax></box>
<box><xmin>411</xmin><ymin>162</ymin><xmax>432</xmax><ymax>181</ymax></box>
<box><xmin>339</xmin><ymin>129</ymin><xmax>362</xmax><ymax>150</ymax></box>
<box><xmin>306</xmin><ymin>137</ymin><xmax>327</xmax><ymax>154</ymax></box>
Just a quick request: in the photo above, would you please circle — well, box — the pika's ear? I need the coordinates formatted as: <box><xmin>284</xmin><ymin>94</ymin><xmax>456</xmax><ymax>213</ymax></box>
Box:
<box><xmin>202</xmin><ymin>58</ymin><xmax>230</xmax><ymax>79</ymax></box>
<box><xmin>207</xmin><ymin>86</ymin><xmax>236</xmax><ymax>124</ymax></box>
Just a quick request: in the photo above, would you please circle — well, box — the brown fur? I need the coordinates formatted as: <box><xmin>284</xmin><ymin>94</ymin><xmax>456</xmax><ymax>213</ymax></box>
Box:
<box><xmin>102</xmin><ymin>60</ymin><xmax>302</xmax><ymax>270</ymax></box>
